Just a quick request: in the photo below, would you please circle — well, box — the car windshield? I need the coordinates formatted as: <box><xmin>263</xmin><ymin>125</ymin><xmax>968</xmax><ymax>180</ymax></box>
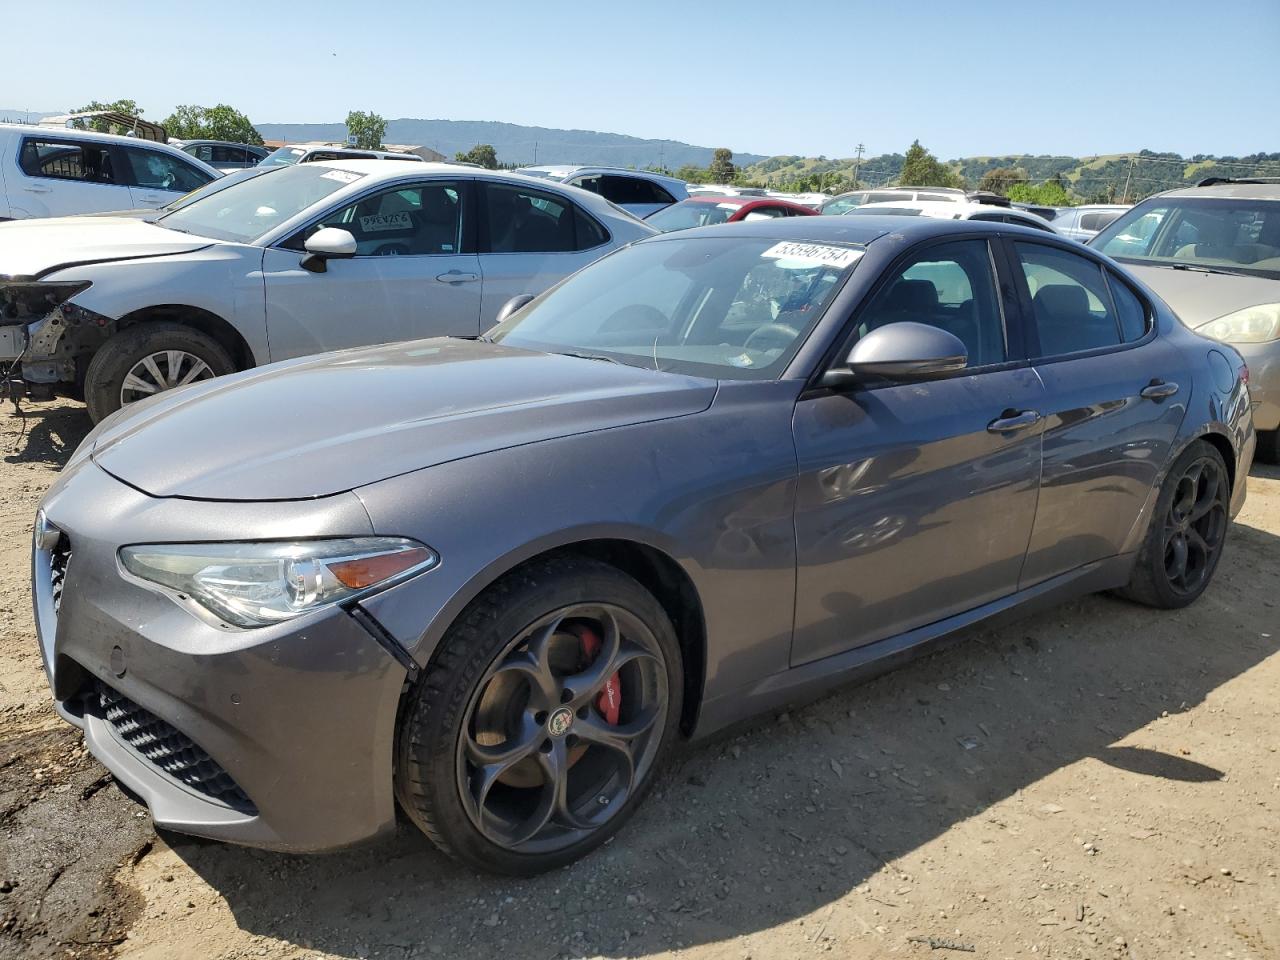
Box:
<box><xmin>262</xmin><ymin>146</ymin><xmax>307</xmax><ymax>167</ymax></box>
<box><xmin>490</xmin><ymin>236</ymin><xmax>862</xmax><ymax>379</ymax></box>
<box><xmin>157</xmin><ymin>165</ymin><xmax>364</xmax><ymax>243</ymax></box>
<box><xmin>645</xmin><ymin>201</ymin><xmax>738</xmax><ymax>232</ymax></box>
<box><xmin>1093</xmin><ymin>197</ymin><xmax>1280</xmax><ymax>280</ymax></box>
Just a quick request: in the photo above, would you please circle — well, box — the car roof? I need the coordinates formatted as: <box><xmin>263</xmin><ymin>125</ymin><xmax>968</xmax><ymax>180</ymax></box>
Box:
<box><xmin>1</xmin><ymin>121</ymin><xmax>194</xmax><ymax>153</ymax></box>
<box><xmin>1157</xmin><ymin>182</ymin><xmax>1280</xmax><ymax>201</ymax></box>
<box><xmin>646</xmin><ymin>212</ymin><xmax>1053</xmax><ymax>246</ymax></box>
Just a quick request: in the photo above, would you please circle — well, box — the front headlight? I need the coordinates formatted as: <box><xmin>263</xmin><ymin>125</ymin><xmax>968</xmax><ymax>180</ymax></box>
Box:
<box><xmin>119</xmin><ymin>538</ymin><xmax>437</xmax><ymax>628</ymax></box>
<box><xmin>1198</xmin><ymin>303</ymin><xmax>1280</xmax><ymax>344</ymax></box>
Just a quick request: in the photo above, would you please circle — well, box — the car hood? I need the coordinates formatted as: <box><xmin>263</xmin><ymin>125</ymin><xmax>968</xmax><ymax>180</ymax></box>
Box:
<box><xmin>90</xmin><ymin>339</ymin><xmax>718</xmax><ymax>501</ymax></box>
<box><xmin>1125</xmin><ymin>263</ymin><xmax>1280</xmax><ymax>327</ymax></box>
<box><xmin>0</xmin><ymin>216</ymin><xmax>214</xmax><ymax>278</ymax></box>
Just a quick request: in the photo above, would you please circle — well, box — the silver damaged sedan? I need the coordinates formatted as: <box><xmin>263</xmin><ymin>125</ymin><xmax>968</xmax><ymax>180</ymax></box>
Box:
<box><xmin>33</xmin><ymin>216</ymin><xmax>1255</xmax><ymax>874</ymax></box>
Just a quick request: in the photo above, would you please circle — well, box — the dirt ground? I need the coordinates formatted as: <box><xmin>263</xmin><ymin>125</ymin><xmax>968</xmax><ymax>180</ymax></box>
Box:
<box><xmin>1</xmin><ymin>400</ymin><xmax>1277</xmax><ymax>960</ymax></box>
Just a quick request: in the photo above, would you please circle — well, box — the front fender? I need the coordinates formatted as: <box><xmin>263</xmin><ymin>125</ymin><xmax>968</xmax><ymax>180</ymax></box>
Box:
<box><xmin>45</xmin><ymin>245</ymin><xmax>269</xmax><ymax>364</ymax></box>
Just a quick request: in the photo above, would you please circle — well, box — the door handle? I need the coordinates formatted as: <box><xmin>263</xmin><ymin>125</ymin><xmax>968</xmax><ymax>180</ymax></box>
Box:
<box><xmin>987</xmin><ymin>409</ymin><xmax>1042</xmax><ymax>434</ymax></box>
<box><xmin>436</xmin><ymin>271</ymin><xmax>479</xmax><ymax>283</ymax></box>
<box><xmin>1140</xmin><ymin>379</ymin><xmax>1179</xmax><ymax>400</ymax></box>
<box><xmin>23</xmin><ymin>185</ymin><xmax>51</xmax><ymax>194</ymax></box>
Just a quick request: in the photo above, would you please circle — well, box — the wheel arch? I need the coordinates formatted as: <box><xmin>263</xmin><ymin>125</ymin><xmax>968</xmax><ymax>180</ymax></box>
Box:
<box><xmin>115</xmin><ymin>304</ymin><xmax>255</xmax><ymax>370</ymax></box>
<box><xmin>408</xmin><ymin>536</ymin><xmax>709</xmax><ymax>738</ymax></box>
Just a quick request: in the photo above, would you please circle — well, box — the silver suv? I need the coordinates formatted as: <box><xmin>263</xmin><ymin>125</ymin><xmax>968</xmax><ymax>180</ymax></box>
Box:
<box><xmin>1091</xmin><ymin>178</ymin><xmax>1280</xmax><ymax>461</ymax></box>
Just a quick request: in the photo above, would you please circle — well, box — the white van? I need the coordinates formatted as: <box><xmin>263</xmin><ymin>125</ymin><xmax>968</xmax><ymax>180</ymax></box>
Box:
<box><xmin>0</xmin><ymin>123</ymin><xmax>220</xmax><ymax>221</ymax></box>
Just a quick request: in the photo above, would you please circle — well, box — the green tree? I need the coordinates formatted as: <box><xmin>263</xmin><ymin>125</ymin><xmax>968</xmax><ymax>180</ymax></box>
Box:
<box><xmin>163</xmin><ymin>104</ymin><xmax>263</xmax><ymax>145</ymax></box>
<box><xmin>69</xmin><ymin>99</ymin><xmax>143</xmax><ymax>133</ymax></box>
<box><xmin>674</xmin><ymin>163</ymin><xmax>708</xmax><ymax>183</ymax></box>
<box><xmin>707</xmin><ymin>148</ymin><xmax>736</xmax><ymax>183</ymax></box>
<box><xmin>897</xmin><ymin>140</ymin><xmax>957</xmax><ymax>188</ymax></box>
<box><xmin>977</xmin><ymin>166</ymin><xmax>1028</xmax><ymax>195</ymax></box>
<box><xmin>1007</xmin><ymin>179</ymin><xmax>1075</xmax><ymax>207</ymax></box>
<box><xmin>345</xmin><ymin>110</ymin><xmax>387</xmax><ymax>150</ymax></box>
<box><xmin>455</xmin><ymin>144</ymin><xmax>498</xmax><ymax>169</ymax></box>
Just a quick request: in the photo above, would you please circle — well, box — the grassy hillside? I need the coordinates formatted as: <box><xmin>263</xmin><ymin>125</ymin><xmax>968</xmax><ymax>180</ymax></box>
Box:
<box><xmin>743</xmin><ymin>149</ymin><xmax>1280</xmax><ymax>202</ymax></box>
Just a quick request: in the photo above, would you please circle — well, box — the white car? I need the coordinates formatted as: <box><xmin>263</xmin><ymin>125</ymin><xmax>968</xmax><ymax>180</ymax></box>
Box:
<box><xmin>1050</xmin><ymin>204</ymin><xmax>1130</xmax><ymax>242</ymax></box>
<box><xmin>513</xmin><ymin>166</ymin><xmax>688</xmax><ymax>218</ymax></box>
<box><xmin>0</xmin><ymin>123</ymin><xmax>220</xmax><ymax>220</ymax></box>
<box><xmin>846</xmin><ymin>200</ymin><xmax>1060</xmax><ymax>233</ymax></box>
<box><xmin>820</xmin><ymin>186</ymin><xmax>969</xmax><ymax>215</ymax></box>
<box><xmin>260</xmin><ymin>145</ymin><xmax>425</xmax><ymax>167</ymax></box>
<box><xmin>0</xmin><ymin>162</ymin><xmax>654</xmax><ymax>421</ymax></box>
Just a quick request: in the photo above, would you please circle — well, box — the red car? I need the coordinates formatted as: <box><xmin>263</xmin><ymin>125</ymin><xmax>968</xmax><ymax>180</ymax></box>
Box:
<box><xmin>645</xmin><ymin>195</ymin><xmax>818</xmax><ymax>232</ymax></box>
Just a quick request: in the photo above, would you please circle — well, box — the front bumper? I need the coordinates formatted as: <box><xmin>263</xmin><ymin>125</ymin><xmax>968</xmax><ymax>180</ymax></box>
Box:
<box><xmin>33</xmin><ymin>462</ymin><xmax>408</xmax><ymax>853</ymax></box>
<box><xmin>1235</xmin><ymin>340</ymin><xmax>1280</xmax><ymax>432</ymax></box>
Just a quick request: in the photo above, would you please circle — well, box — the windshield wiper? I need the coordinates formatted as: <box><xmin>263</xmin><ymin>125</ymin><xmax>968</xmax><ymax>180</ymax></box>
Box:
<box><xmin>1168</xmin><ymin>262</ymin><xmax>1254</xmax><ymax>278</ymax></box>
<box><xmin>556</xmin><ymin>350</ymin><xmax>619</xmax><ymax>364</ymax></box>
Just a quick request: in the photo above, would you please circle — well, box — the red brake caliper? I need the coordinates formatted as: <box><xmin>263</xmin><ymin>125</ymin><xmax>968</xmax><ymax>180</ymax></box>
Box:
<box><xmin>567</xmin><ymin>624</ymin><xmax>621</xmax><ymax>725</ymax></box>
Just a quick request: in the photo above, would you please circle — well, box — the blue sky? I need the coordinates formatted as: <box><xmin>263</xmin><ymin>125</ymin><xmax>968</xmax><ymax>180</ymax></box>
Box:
<box><xmin>4</xmin><ymin>0</ymin><xmax>1277</xmax><ymax>160</ymax></box>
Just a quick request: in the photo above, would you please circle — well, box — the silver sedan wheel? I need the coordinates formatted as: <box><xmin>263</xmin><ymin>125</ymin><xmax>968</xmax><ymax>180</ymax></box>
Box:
<box><xmin>119</xmin><ymin>350</ymin><xmax>214</xmax><ymax>405</ymax></box>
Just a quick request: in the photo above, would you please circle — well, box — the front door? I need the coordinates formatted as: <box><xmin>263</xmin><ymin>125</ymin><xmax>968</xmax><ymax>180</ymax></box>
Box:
<box><xmin>262</xmin><ymin>179</ymin><xmax>483</xmax><ymax>360</ymax></box>
<box><xmin>1007</xmin><ymin>239</ymin><xmax>1189</xmax><ymax>586</ymax></box>
<box><xmin>791</xmin><ymin>237</ymin><xmax>1045</xmax><ymax>665</ymax></box>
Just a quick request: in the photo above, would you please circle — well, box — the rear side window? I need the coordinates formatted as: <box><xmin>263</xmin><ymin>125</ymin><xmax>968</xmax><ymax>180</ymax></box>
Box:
<box><xmin>483</xmin><ymin>183</ymin><xmax>608</xmax><ymax>253</ymax></box>
<box><xmin>575</xmin><ymin>175</ymin><xmax>675</xmax><ymax>206</ymax></box>
<box><xmin>18</xmin><ymin>138</ymin><xmax>118</xmax><ymax>183</ymax></box>
<box><xmin>1079</xmin><ymin>211</ymin><xmax>1121</xmax><ymax>232</ymax></box>
<box><xmin>119</xmin><ymin>147</ymin><xmax>214</xmax><ymax>192</ymax></box>
<box><xmin>1106</xmin><ymin>272</ymin><xmax>1149</xmax><ymax>342</ymax></box>
<box><xmin>1014</xmin><ymin>242</ymin><xmax>1124</xmax><ymax>356</ymax></box>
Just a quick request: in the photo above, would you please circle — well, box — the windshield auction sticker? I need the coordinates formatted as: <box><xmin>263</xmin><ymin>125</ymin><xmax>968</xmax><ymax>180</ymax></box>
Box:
<box><xmin>320</xmin><ymin>169</ymin><xmax>362</xmax><ymax>183</ymax></box>
<box><xmin>761</xmin><ymin>241</ymin><xmax>863</xmax><ymax>269</ymax></box>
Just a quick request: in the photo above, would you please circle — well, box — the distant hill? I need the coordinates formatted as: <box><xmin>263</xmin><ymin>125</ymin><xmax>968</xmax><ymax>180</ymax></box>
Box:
<box><xmin>743</xmin><ymin>149</ymin><xmax>1280</xmax><ymax>202</ymax></box>
<box><xmin>256</xmin><ymin>118</ymin><xmax>767</xmax><ymax>170</ymax></box>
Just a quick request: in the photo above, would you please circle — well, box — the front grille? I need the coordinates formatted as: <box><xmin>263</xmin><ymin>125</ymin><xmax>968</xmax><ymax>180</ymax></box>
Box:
<box><xmin>96</xmin><ymin>682</ymin><xmax>257</xmax><ymax>814</ymax></box>
<box><xmin>49</xmin><ymin>537</ymin><xmax>70</xmax><ymax>616</ymax></box>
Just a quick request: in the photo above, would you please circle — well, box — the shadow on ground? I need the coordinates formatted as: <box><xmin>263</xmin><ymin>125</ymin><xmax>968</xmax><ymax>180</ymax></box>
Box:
<box><xmin>2</xmin><ymin>404</ymin><xmax>92</xmax><ymax>466</ymax></box>
<box><xmin>162</xmin><ymin>508</ymin><xmax>1280</xmax><ymax>959</ymax></box>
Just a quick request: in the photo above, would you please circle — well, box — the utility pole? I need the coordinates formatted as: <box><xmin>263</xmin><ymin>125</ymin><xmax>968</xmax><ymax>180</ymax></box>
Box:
<box><xmin>658</xmin><ymin>143</ymin><xmax>664</xmax><ymax>172</ymax></box>
<box><xmin>1121</xmin><ymin>156</ymin><xmax>1135</xmax><ymax>203</ymax></box>
<box><xmin>533</xmin><ymin>141</ymin><xmax>538</xmax><ymax>165</ymax></box>
<box><xmin>852</xmin><ymin>143</ymin><xmax>865</xmax><ymax>187</ymax></box>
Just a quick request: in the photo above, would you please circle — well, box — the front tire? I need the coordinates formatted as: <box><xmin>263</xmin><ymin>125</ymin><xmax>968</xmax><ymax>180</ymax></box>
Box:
<box><xmin>84</xmin><ymin>323</ymin><xmax>234</xmax><ymax>423</ymax></box>
<box><xmin>1117</xmin><ymin>440</ymin><xmax>1230</xmax><ymax>609</ymax></box>
<box><xmin>395</xmin><ymin>555</ymin><xmax>683</xmax><ymax>875</ymax></box>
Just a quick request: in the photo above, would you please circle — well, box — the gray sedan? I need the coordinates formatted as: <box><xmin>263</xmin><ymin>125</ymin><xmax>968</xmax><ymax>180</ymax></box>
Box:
<box><xmin>33</xmin><ymin>216</ymin><xmax>1254</xmax><ymax>875</ymax></box>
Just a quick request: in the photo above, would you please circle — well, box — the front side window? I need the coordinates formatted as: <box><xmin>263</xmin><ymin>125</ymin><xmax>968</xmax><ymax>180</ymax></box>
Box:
<box><xmin>1093</xmin><ymin>197</ymin><xmax>1280</xmax><ymax>279</ymax></box>
<box><xmin>158</xmin><ymin>164</ymin><xmax>365</xmax><ymax>243</ymax></box>
<box><xmin>18</xmin><ymin>138</ymin><xmax>117</xmax><ymax>183</ymax></box>
<box><xmin>854</xmin><ymin>239</ymin><xmax>1006</xmax><ymax>367</ymax></box>
<box><xmin>579</xmin><ymin>175</ymin><xmax>675</xmax><ymax>206</ymax></box>
<box><xmin>120</xmin><ymin>147</ymin><xmax>214</xmax><ymax>192</ymax></box>
<box><xmin>1015</xmin><ymin>242</ymin><xmax>1124</xmax><ymax>356</ymax></box>
<box><xmin>491</xmin><ymin>237</ymin><xmax>860</xmax><ymax>379</ymax></box>
<box><xmin>483</xmin><ymin>183</ymin><xmax>606</xmax><ymax>253</ymax></box>
<box><xmin>292</xmin><ymin>182</ymin><xmax>465</xmax><ymax>256</ymax></box>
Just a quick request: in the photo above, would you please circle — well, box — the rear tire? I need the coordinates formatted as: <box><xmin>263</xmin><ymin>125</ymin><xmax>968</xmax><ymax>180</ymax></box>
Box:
<box><xmin>1256</xmin><ymin>428</ymin><xmax>1279</xmax><ymax>465</ymax></box>
<box><xmin>84</xmin><ymin>323</ymin><xmax>234</xmax><ymax>423</ymax></box>
<box><xmin>1117</xmin><ymin>440</ymin><xmax>1230</xmax><ymax>609</ymax></box>
<box><xmin>395</xmin><ymin>555</ymin><xmax>683</xmax><ymax>875</ymax></box>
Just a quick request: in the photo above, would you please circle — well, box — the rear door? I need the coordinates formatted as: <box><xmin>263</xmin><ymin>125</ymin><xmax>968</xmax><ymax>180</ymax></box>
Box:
<box><xmin>1007</xmin><ymin>238</ymin><xmax>1188</xmax><ymax>586</ymax></box>
<box><xmin>791</xmin><ymin>236</ymin><xmax>1046</xmax><ymax>664</ymax></box>
<box><xmin>10</xmin><ymin>134</ymin><xmax>134</xmax><ymax>217</ymax></box>
<box><xmin>262</xmin><ymin>178</ymin><xmax>483</xmax><ymax>359</ymax></box>
<box><xmin>475</xmin><ymin>180</ymin><xmax>615</xmax><ymax>329</ymax></box>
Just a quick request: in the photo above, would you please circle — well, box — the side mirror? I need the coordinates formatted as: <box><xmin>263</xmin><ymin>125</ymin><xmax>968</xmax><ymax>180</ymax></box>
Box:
<box><xmin>300</xmin><ymin>228</ymin><xmax>357</xmax><ymax>273</ymax></box>
<box><xmin>822</xmin><ymin>322</ymin><xmax>967</xmax><ymax>388</ymax></box>
<box><xmin>495</xmin><ymin>294</ymin><xmax>536</xmax><ymax>325</ymax></box>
